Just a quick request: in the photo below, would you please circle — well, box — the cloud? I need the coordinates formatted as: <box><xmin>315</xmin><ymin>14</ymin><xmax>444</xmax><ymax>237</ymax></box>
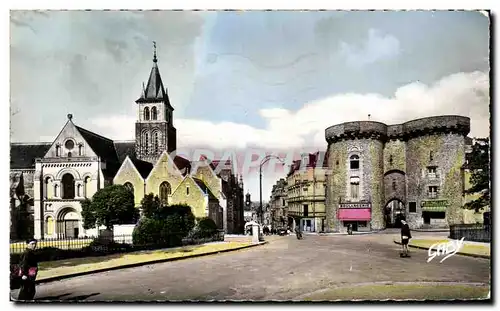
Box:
<box><xmin>339</xmin><ymin>29</ymin><xmax>401</xmax><ymax>67</ymax></box>
<box><xmin>90</xmin><ymin>70</ymin><xmax>489</xmax><ymax>152</ymax></box>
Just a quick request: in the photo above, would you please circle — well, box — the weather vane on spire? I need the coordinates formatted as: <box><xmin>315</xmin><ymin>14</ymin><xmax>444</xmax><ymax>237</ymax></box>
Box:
<box><xmin>153</xmin><ymin>41</ymin><xmax>157</xmax><ymax>63</ymax></box>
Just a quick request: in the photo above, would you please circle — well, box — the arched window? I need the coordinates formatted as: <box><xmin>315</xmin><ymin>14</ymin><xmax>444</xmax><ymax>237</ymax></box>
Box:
<box><xmin>54</xmin><ymin>184</ymin><xmax>59</xmax><ymax>197</ymax></box>
<box><xmin>45</xmin><ymin>216</ymin><xmax>54</xmax><ymax>236</ymax></box>
<box><xmin>84</xmin><ymin>176</ymin><xmax>90</xmax><ymax>198</ymax></box>
<box><xmin>61</xmin><ymin>173</ymin><xmax>75</xmax><ymax>199</ymax></box>
<box><xmin>154</xmin><ymin>132</ymin><xmax>159</xmax><ymax>153</ymax></box>
<box><xmin>144</xmin><ymin>107</ymin><xmax>150</xmax><ymax>121</ymax></box>
<box><xmin>78</xmin><ymin>144</ymin><xmax>83</xmax><ymax>156</ymax></box>
<box><xmin>389</xmin><ymin>155</ymin><xmax>393</xmax><ymax>166</ymax></box>
<box><xmin>143</xmin><ymin>132</ymin><xmax>149</xmax><ymax>155</ymax></box>
<box><xmin>77</xmin><ymin>184</ymin><xmax>82</xmax><ymax>197</ymax></box>
<box><xmin>56</xmin><ymin>145</ymin><xmax>60</xmax><ymax>157</ymax></box>
<box><xmin>68</xmin><ymin>152</ymin><xmax>72</xmax><ymax>158</ymax></box>
<box><xmin>392</xmin><ymin>180</ymin><xmax>397</xmax><ymax>191</ymax></box>
<box><xmin>159</xmin><ymin>182</ymin><xmax>171</xmax><ymax>204</ymax></box>
<box><xmin>124</xmin><ymin>182</ymin><xmax>134</xmax><ymax>193</ymax></box>
<box><xmin>44</xmin><ymin>177</ymin><xmax>51</xmax><ymax>199</ymax></box>
<box><xmin>430</xmin><ymin>151</ymin><xmax>434</xmax><ymax>161</ymax></box>
<box><xmin>151</xmin><ymin>107</ymin><xmax>157</xmax><ymax>120</ymax></box>
<box><xmin>350</xmin><ymin>155</ymin><xmax>360</xmax><ymax>170</ymax></box>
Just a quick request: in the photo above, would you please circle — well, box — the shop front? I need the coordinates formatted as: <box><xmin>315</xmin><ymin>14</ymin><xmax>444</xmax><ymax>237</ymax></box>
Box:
<box><xmin>338</xmin><ymin>203</ymin><xmax>372</xmax><ymax>232</ymax></box>
<box><xmin>421</xmin><ymin>200</ymin><xmax>448</xmax><ymax>228</ymax></box>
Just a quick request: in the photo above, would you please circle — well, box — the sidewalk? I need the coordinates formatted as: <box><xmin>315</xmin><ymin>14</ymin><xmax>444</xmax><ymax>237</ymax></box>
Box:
<box><xmin>35</xmin><ymin>240</ymin><xmax>266</xmax><ymax>284</ymax></box>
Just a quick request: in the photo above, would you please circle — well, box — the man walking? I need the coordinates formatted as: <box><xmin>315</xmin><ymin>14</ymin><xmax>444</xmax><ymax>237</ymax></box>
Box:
<box><xmin>400</xmin><ymin>220</ymin><xmax>412</xmax><ymax>257</ymax></box>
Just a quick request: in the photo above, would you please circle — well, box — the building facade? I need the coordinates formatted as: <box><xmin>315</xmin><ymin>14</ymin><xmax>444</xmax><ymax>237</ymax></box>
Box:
<box><xmin>286</xmin><ymin>152</ymin><xmax>327</xmax><ymax>233</ymax></box>
<box><xmin>10</xmin><ymin>49</ymin><xmax>245</xmax><ymax>239</ymax></box>
<box><xmin>269</xmin><ymin>178</ymin><xmax>288</xmax><ymax>230</ymax></box>
<box><xmin>324</xmin><ymin>115</ymin><xmax>471</xmax><ymax>232</ymax></box>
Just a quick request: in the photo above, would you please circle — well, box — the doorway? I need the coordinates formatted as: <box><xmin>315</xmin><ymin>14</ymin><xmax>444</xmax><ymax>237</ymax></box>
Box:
<box><xmin>384</xmin><ymin>199</ymin><xmax>405</xmax><ymax>228</ymax></box>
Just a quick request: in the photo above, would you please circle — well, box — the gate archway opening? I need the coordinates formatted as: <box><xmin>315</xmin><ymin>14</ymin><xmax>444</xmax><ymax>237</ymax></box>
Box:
<box><xmin>56</xmin><ymin>207</ymin><xmax>80</xmax><ymax>238</ymax></box>
<box><xmin>384</xmin><ymin>199</ymin><xmax>405</xmax><ymax>228</ymax></box>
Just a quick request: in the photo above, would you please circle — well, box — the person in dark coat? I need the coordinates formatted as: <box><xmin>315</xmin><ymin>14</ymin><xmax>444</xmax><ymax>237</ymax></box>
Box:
<box><xmin>18</xmin><ymin>238</ymin><xmax>38</xmax><ymax>300</ymax></box>
<box><xmin>400</xmin><ymin>220</ymin><xmax>412</xmax><ymax>256</ymax></box>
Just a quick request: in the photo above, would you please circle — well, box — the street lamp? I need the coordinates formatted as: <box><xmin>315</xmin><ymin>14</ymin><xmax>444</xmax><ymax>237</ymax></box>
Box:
<box><xmin>259</xmin><ymin>155</ymin><xmax>284</xmax><ymax>225</ymax></box>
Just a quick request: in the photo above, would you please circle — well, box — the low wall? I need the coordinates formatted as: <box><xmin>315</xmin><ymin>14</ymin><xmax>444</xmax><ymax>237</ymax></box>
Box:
<box><xmin>113</xmin><ymin>224</ymin><xmax>135</xmax><ymax>244</ymax></box>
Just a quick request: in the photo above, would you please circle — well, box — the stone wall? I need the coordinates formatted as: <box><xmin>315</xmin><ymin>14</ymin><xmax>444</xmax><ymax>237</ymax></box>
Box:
<box><xmin>170</xmin><ymin>177</ymin><xmax>208</xmax><ymax>219</ymax></box>
<box><xmin>325</xmin><ymin>140</ymin><xmax>348</xmax><ymax>232</ymax></box>
<box><xmin>404</xmin><ymin>133</ymin><xmax>466</xmax><ymax>228</ymax></box>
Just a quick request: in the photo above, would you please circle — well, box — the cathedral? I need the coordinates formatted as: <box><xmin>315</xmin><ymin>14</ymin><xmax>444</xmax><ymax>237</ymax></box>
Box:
<box><xmin>10</xmin><ymin>47</ymin><xmax>245</xmax><ymax>240</ymax></box>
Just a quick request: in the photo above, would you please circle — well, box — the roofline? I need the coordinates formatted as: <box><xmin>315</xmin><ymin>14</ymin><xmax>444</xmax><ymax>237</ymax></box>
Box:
<box><xmin>10</xmin><ymin>142</ymin><xmax>52</xmax><ymax>145</ymax></box>
<box><xmin>113</xmin><ymin>140</ymin><xmax>135</xmax><ymax>143</ymax></box>
<box><xmin>75</xmin><ymin>125</ymin><xmax>115</xmax><ymax>143</ymax></box>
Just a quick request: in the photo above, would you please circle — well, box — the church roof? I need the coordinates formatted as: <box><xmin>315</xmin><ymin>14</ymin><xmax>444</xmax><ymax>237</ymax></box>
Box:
<box><xmin>193</xmin><ymin>177</ymin><xmax>218</xmax><ymax>201</ymax></box>
<box><xmin>114</xmin><ymin>141</ymin><xmax>137</xmax><ymax>163</ymax></box>
<box><xmin>10</xmin><ymin>143</ymin><xmax>51</xmax><ymax>169</ymax></box>
<box><xmin>130</xmin><ymin>157</ymin><xmax>154</xmax><ymax>179</ymax></box>
<box><xmin>173</xmin><ymin>155</ymin><xmax>192</xmax><ymax>176</ymax></box>
<box><xmin>74</xmin><ymin>126</ymin><xmax>121</xmax><ymax>179</ymax></box>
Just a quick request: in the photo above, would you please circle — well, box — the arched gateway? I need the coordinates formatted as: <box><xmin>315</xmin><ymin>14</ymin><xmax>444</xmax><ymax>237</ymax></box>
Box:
<box><xmin>384</xmin><ymin>199</ymin><xmax>406</xmax><ymax>228</ymax></box>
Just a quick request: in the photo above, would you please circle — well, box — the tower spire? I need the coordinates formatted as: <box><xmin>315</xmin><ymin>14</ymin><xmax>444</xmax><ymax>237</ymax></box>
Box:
<box><xmin>153</xmin><ymin>41</ymin><xmax>157</xmax><ymax>63</ymax></box>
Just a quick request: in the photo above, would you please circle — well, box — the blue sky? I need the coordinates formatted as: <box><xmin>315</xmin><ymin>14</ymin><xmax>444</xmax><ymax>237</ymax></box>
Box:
<box><xmin>10</xmin><ymin>10</ymin><xmax>490</xmax><ymax>199</ymax></box>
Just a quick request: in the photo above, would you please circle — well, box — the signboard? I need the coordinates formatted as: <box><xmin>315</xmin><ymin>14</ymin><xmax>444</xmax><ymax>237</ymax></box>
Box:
<box><xmin>421</xmin><ymin>200</ymin><xmax>448</xmax><ymax>212</ymax></box>
<box><xmin>338</xmin><ymin>208</ymin><xmax>371</xmax><ymax>220</ymax></box>
<box><xmin>339</xmin><ymin>203</ymin><xmax>371</xmax><ymax>209</ymax></box>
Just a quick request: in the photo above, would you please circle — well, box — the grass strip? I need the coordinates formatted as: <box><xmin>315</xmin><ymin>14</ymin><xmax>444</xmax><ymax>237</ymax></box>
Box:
<box><xmin>409</xmin><ymin>239</ymin><xmax>490</xmax><ymax>257</ymax></box>
<box><xmin>303</xmin><ymin>284</ymin><xmax>490</xmax><ymax>301</ymax></box>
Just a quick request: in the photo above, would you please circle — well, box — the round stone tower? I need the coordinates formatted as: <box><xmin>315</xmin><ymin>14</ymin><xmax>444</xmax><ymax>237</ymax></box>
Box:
<box><xmin>403</xmin><ymin>116</ymin><xmax>470</xmax><ymax>228</ymax></box>
<box><xmin>324</xmin><ymin>121</ymin><xmax>387</xmax><ymax>232</ymax></box>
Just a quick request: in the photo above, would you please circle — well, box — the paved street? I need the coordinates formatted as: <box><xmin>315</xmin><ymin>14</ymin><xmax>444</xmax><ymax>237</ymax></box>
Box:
<box><xmin>13</xmin><ymin>233</ymin><xmax>490</xmax><ymax>301</ymax></box>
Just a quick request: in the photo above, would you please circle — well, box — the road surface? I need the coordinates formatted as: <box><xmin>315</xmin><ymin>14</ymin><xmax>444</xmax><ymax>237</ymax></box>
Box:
<box><xmin>12</xmin><ymin>233</ymin><xmax>490</xmax><ymax>301</ymax></box>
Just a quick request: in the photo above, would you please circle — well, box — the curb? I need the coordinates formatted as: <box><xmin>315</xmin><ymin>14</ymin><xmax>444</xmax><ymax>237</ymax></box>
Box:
<box><xmin>412</xmin><ymin>229</ymin><xmax>449</xmax><ymax>233</ymax></box>
<box><xmin>392</xmin><ymin>241</ymin><xmax>490</xmax><ymax>259</ymax></box>
<box><xmin>35</xmin><ymin>241</ymin><xmax>268</xmax><ymax>285</ymax></box>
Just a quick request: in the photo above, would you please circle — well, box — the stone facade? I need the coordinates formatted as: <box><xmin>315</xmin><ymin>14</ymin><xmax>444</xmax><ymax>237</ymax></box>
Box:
<box><xmin>286</xmin><ymin>152</ymin><xmax>327</xmax><ymax>232</ymax></box>
<box><xmin>324</xmin><ymin>115</ymin><xmax>471</xmax><ymax>231</ymax></box>
<box><xmin>269</xmin><ymin>178</ymin><xmax>288</xmax><ymax>229</ymax></box>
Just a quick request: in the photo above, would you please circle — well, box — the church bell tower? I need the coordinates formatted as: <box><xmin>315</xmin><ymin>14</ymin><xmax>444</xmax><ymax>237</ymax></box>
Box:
<box><xmin>135</xmin><ymin>42</ymin><xmax>177</xmax><ymax>164</ymax></box>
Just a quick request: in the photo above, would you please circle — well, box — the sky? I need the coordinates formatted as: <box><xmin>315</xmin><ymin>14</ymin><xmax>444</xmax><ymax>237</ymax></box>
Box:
<box><xmin>10</xmin><ymin>10</ymin><xmax>490</xmax><ymax>201</ymax></box>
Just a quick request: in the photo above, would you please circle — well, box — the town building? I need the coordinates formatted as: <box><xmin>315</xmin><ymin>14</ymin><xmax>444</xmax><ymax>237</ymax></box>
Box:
<box><xmin>269</xmin><ymin>178</ymin><xmax>288</xmax><ymax>230</ymax></box>
<box><xmin>9</xmin><ymin>48</ymin><xmax>245</xmax><ymax>240</ymax></box>
<box><xmin>286</xmin><ymin>152</ymin><xmax>328</xmax><ymax>233</ymax></box>
<box><xmin>324</xmin><ymin>115</ymin><xmax>471</xmax><ymax>232</ymax></box>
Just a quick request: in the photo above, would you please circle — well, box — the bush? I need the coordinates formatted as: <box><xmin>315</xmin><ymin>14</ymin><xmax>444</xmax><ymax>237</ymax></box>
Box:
<box><xmin>132</xmin><ymin>214</ymin><xmax>189</xmax><ymax>248</ymax></box>
<box><xmin>189</xmin><ymin>218</ymin><xmax>218</xmax><ymax>239</ymax></box>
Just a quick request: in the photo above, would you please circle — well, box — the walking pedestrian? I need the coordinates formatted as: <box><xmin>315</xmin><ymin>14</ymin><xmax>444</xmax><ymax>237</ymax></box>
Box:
<box><xmin>400</xmin><ymin>220</ymin><xmax>412</xmax><ymax>257</ymax></box>
<box><xmin>17</xmin><ymin>238</ymin><xmax>38</xmax><ymax>300</ymax></box>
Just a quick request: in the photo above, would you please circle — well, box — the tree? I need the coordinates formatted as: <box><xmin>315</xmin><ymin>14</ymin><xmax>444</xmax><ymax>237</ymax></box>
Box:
<box><xmin>140</xmin><ymin>193</ymin><xmax>162</xmax><ymax>219</ymax></box>
<box><xmin>81</xmin><ymin>185</ymin><xmax>139</xmax><ymax>230</ymax></box>
<box><xmin>464</xmin><ymin>138</ymin><xmax>490</xmax><ymax>213</ymax></box>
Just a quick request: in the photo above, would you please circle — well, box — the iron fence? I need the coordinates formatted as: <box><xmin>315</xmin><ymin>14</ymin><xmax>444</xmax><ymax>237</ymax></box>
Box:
<box><xmin>10</xmin><ymin>229</ymin><xmax>226</xmax><ymax>258</ymax></box>
<box><xmin>449</xmin><ymin>224</ymin><xmax>491</xmax><ymax>243</ymax></box>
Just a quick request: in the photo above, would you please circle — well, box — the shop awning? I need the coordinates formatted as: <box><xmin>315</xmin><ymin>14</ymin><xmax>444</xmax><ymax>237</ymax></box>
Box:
<box><xmin>338</xmin><ymin>208</ymin><xmax>371</xmax><ymax>221</ymax></box>
<box><xmin>422</xmin><ymin>205</ymin><xmax>447</xmax><ymax>212</ymax></box>
<box><xmin>421</xmin><ymin>200</ymin><xmax>448</xmax><ymax>212</ymax></box>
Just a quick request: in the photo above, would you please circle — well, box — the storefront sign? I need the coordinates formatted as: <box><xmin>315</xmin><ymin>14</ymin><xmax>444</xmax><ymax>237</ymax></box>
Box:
<box><xmin>421</xmin><ymin>200</ymin><xmax>448</xmax><ymax>212</ymax></box>
<box><xmin>338</xmin><ymin>208</ymin><xmax>371</xmax><ymax>221</ymax></box>
<box><xmin>339</xmin><ymin>203</ymin><xmax>371</xmax><ymax>209</ymax></box>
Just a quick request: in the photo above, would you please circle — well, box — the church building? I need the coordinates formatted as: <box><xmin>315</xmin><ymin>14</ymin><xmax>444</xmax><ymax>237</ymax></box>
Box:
<box><xmin>10</xmin><ymin>47</ymin><xmax>245</xmax><ymax>240</ymax></box>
